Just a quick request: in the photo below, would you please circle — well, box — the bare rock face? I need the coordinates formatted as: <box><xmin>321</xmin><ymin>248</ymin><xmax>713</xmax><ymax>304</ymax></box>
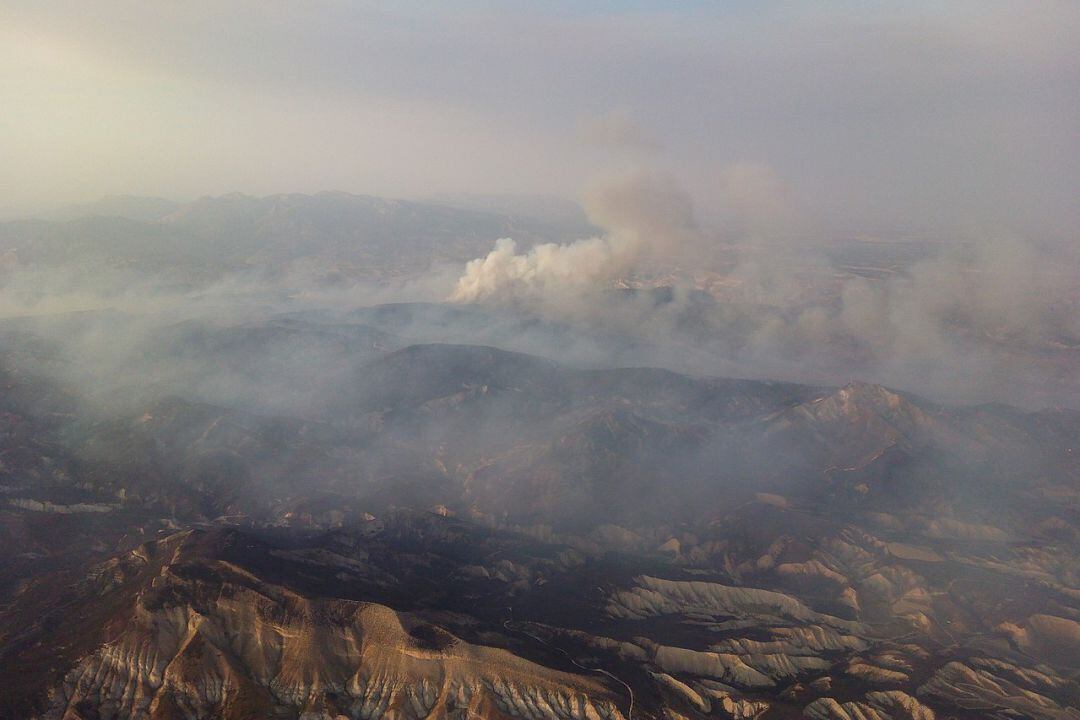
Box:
<box><xmin>711</xmin><ymin>626</ymin><xmax>868</xmax><ymax>656</ymax></box>
<box><xmin>646</xmin><ymin>674</ymin><xmax>775</xmax><ymax>719</ymax></box>
<box><xmin>652</xmin><ymin>672</ymin><xmax>711</xmax><ymax>714</ymax></box>
<box><xmin>803</xmin><ymin>691</ymin><xmax>934</xmax><ymax>720</ymax></box>
<box><xmin>650</xmin><ymin>646</ymin><xmax>776</xmax><ymax>689</ymax></box>
<box><xmin>844</xmin><ymin>659</ymin><xmax>909</xmax><ymax>686</ymax></box>
<box><xmin>917</xmin><ymin>661</ymin><xmax>1080</xmax><ymax>720</ymax></box>
<box><xmin>607</xmin><ymin>576</ymin><xmax>864</xmax><ymax>633</ymax></box>
<box><xmin>34</xmin><ymin>533</ymin><xmax>625</xmax><ymax>720</ymax></box>
<box><xmin>762</xmin><ymin>382</ymin><xmax>933</xmax><ymax>470</ymax></box>
<box><xmin>692</xmin><ymin>681</ymin><xmax>769</xmax><ymax>719</ymax></box>
<box><xmin>997</xmin><ymin>614</ymin><xmax>1080</xmax><ymax>666</ymax></box>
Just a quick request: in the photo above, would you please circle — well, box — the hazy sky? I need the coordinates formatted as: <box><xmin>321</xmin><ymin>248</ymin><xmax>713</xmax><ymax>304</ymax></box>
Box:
<box><xmin>2</xmin><ymin>1</ymin><xmax>1077</xmax><ymax>239</ymax></box>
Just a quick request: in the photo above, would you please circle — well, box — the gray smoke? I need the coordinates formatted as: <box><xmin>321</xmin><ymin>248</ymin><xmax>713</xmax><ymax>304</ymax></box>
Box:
<box><xmin>450</xmin><ymin>169</ymin><xmax>699</xmax><ymax>302</ymax></box>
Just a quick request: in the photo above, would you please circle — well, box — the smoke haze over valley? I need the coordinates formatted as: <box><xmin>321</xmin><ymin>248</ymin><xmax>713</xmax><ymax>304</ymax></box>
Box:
<box><xmin>0</xmin><ymin>3</ymin><xmax>1077</xmax><ymax>720</ymax></box>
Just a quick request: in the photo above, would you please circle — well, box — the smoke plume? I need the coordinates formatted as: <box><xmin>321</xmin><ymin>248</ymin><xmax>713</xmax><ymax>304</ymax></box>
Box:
<box><xmin>450</xmin><ymin>170</ymin><xmax>698</xmax><ymax>302</ymax></box>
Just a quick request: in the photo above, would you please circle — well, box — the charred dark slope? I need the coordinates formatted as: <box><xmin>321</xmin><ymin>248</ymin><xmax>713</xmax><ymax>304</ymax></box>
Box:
<box><xmin>0</xmin><ymin>335</ymin><xmax>1073</xmax><ymax>531</ymax></box>
<box><xmin>131</xmin><ymin>316</ymin><xmax>409</xmax><ymax>417</ymax></box>
<box><xmin>346</xmin><ymin>343</ymin><xmax>815</xmax><ymax>420</ymax></box>
<box><xmin>149</xmin><ymin>317</ymin><xmax>404</xmax><ymax>368</ymax></box>
<box><xmin>63</xmin><ymin>395</ymin><xmax>376</xmax><ymax>520</ymax></box>
<box><xmin>0</xmin><ymin>340</ymin><xmax>1078</xmax><ymax>719</ymax></box>
<box><xmin>465</xmin><ymin>407</ymin><xmax>715</xmax><ymax>523</ymax></box>
<box><xmin>5</xmin><ymin>340</ymin><xmax>1070</xmax><ymax>531</ymax></box>
<box><xmin>343</xmin><ymin>300</ymin><xmax>747</xmax><ymax>377</ymax></box>
<box><xmin>353</xmin><ymin>344</ymin><xmax>563</xmax><ymax>413</ymax></box>
<box><xmin>338</xmin><ymin>345</ymin><xmax>1075</xmax><ymax>525</ymax></box>
<box><xmin>1</xmin><ymin>310</ymin><xmax>417</xmax><ymax>421</ymax></box>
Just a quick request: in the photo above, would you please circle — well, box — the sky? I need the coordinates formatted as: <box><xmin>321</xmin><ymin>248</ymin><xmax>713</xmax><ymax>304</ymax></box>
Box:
<box><xmin>2</xmin><ymin>1</ymin><xmax>1077</xmax><ymax>241</ymax></box>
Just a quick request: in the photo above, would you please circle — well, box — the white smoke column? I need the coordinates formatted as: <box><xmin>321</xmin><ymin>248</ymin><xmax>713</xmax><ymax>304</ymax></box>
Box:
<box><xmin>450</xmin><ymin>235</ymin><xmax>633</xmax><ymax>302</ymax></box>
<box><xmin>450</xmin><ymin>170</ymin><xmax>698</xmax><ymax>303</ymax></box>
